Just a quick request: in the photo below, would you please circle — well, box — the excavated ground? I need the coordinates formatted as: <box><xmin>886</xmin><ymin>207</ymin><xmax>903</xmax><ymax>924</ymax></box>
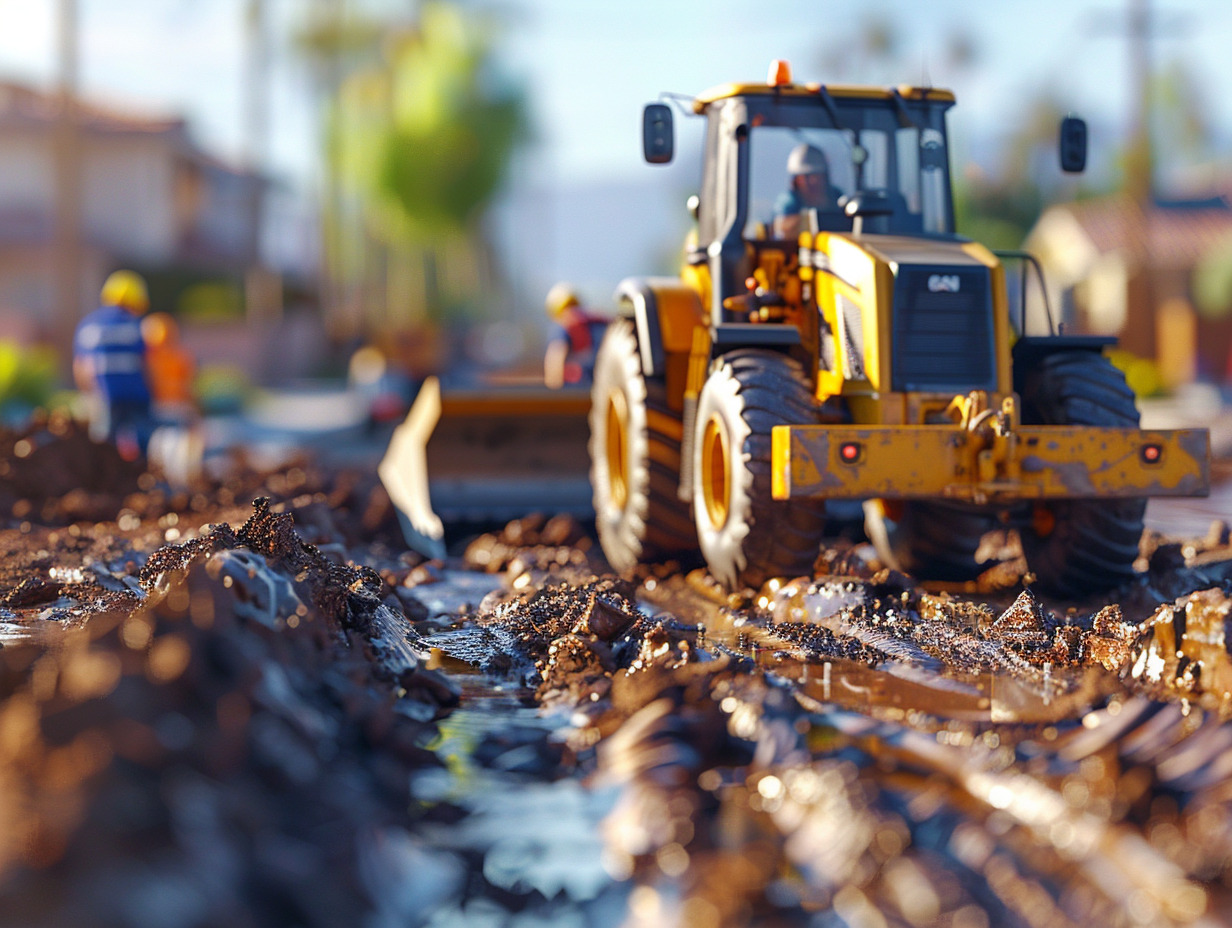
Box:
<box><xmin>2</xmin><ymin>410</ymin><xmax>1232</xmax><ymax>927</ymax></box>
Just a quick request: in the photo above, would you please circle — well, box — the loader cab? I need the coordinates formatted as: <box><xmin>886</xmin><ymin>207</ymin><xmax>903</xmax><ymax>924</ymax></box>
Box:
<box><xmin>686</xmin><ymin>85</ymin><xmax>958</xmax><ymax>320</ymax></box>
<box><xmin>698</xmin><ymin>92</ymin><xmax>956</xmax><ymax>241</ymax></box>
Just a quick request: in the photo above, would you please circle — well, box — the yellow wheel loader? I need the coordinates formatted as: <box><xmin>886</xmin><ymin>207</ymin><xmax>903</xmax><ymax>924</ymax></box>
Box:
<box><xmin>590</xmin><ymin>60</ymin><xmax>1210</xmax><ymax>596</ymax></box>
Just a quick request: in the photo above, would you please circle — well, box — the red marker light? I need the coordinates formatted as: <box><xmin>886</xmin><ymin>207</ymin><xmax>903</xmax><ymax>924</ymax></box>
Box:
<box><xmin>745</xmin><ymin>277</ymin><xmax>758</xmax><ymax>291</ymax></box>
<box><xmin>839</xmin><ymin>441</ymin><xmax>861</xmax><ymax>463</ymax></box>
<box><xmin>1141</xmin><ymin>443</ymin><xmax>1162</xmax><ymax>464</ymax></box>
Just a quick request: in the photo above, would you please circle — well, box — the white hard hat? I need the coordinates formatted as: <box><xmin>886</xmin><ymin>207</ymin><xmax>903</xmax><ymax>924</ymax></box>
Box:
<box><xmin>787</xmin><ymin>144</ymin><xmax>829</xmax><ymax>176</ymax></box>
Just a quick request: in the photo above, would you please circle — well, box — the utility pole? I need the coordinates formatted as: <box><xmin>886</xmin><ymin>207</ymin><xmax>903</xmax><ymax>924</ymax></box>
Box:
<box><xmin>1090</xmin><ymin>0</ymin><xmax>1181</xmax><ymax>360</ymax></box>
<box><xmin>1124</xmin><ymin>0</ymin><xmax>1155</xmax><ymax>362</ymax></box>
<box><xmin>245</xmin><ymin>0</ymin><xmax>269</xmax><ymax>269</ymax></box>
<box><xmin>307</xmin><ymin>0</ymin><xmax>352</xmax><ymax>340</ymax></box>
<box><xmin>1080</xmin><ymin>1</ymin><xmax>1197</xmax><ymax>374</ymax></box>
<box><xmin>53</xmin><ymin>0</ymin><xmax>82</xmax><ymax>353</ymax></box>
<box><xmin>1117</xmin><ymin>0</ymin><xmax>1191</xmax><ymax>372</ymax></box>
<box><xmin>1125</xmin><ymin>0</ymin><xmax>1154</xmax><ymax>207</ymax></box>
<box><xmin>244</xmin><ymin>0</ymin><xmax>281</xmax><ymax>329</ymax></box>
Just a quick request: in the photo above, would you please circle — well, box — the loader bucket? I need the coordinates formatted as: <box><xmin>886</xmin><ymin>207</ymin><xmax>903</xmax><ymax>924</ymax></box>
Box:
<box><xmin>379</xmin><ymin>376</ymin><xmax>594</xmax><ymax>558</ymax></box>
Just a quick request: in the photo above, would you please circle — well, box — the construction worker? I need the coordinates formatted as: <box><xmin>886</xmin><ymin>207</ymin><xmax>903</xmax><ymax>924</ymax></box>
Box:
<box><xmin>773</xmin><ymin>143</ymin><xmax>844</xmax><ymax>239</ymax></box>
<box><xmin>544</xmin><ymin>283</ymin><xmax>607</xmax><ymax>389</ymax></box>
<box><xmin>73</xmin><ymin>270</ymin><xmax>153</xmax><ymax>456</ymax></box>
<box><xmin>142</xmin><ymin>312</ymin><xmax>196</xmax><ymax>425</ymax></box>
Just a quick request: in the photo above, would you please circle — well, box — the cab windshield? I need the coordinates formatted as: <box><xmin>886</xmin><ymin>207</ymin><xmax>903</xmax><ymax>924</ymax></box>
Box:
<box><xmin>743</xmin><ymin>96</ymin><xmax>954</xmax><ymax>239</ymax></box>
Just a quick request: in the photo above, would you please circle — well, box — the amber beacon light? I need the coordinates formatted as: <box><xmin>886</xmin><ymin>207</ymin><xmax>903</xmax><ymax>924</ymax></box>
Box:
<box><xmin>768</xmin><ymin>59</ymin><xmax>792</xmax><ymax>86</ymax></box>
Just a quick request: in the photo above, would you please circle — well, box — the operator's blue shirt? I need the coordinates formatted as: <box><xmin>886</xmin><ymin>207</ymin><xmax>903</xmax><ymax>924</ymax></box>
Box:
<box><xmin>774</xmin><ymin>189</ymin><xmax>807</xmax><ymax>218</ymax></box>
<box><xmin>73</xmin><ymin>305</ymin><xmax>149</xmax><ymax>401</ymax></box>
<box><xmin>773</xmin><ymin>184</ymin><xmax>845</xmax><ymax>219</ymax></box>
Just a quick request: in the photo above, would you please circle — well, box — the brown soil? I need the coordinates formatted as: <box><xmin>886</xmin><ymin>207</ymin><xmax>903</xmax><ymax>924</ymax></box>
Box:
<box><xmin>4</xmin><ymin>413</ymin><xmax>1232</xmax><ymax>927</ymax></box>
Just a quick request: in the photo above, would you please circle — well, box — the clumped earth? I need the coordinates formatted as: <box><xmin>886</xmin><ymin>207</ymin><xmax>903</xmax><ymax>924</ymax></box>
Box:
<box><xmin>3</xmin><ymin>412</ymin><xmax>1232</xmax><ymax>927</ymax></box>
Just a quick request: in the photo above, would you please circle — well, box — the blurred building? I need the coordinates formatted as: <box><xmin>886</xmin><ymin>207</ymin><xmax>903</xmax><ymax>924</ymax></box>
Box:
<box><xmin>0</xmin><ymin>81</ymin><xmax>335</xmax><ymax>388</ymax></box>
<box><xmin>1025</xmin><ymin>194</ymin><xmax>1232</xmax><ymax>388</ymax></box>
<box><xmin>0</xmin><ymin>81</ymin><xmax>260</xmax><ymax>344</ymax></box>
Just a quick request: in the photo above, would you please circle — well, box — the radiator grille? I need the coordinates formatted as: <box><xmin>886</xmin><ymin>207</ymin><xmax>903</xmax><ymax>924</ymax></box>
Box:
<box><xmin>891</xmin><ymin>266</ymin><xmax>995</xmax><ymax>392</ymax></box>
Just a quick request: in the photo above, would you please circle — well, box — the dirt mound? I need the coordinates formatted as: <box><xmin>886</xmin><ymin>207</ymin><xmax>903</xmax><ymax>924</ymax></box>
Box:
<box><xmin>0</xmin><ymin>495</ymin><xmax>454</xmax><ymax>928</ymax></box>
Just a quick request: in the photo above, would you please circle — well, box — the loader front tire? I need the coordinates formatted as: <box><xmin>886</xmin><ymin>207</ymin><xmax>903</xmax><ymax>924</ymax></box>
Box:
<box><xmin>590</xmin><ymin>319</ymin><xmax>695</xmax><ymax>572</ymax></box>
<box><xmin>1018</xmin><ymin>351</ymin><xmax>1146</xmax><ymax>598</ymax></box>
<box><xmin>693</xmin><ymin>350</ymin><xmax>826</xmax><ymax>590</ymax></box>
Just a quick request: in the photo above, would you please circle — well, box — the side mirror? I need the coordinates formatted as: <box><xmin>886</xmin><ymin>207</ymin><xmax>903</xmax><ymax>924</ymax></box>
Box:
<box><xmin>643</xmin><ymin>103</ymin><xmax>674</xmax><ymax>164</ymax></box>
<box><xmin>1059</xmin><ymin>116</ymin><xmax>1087</xmax><ymax>173</ymax></box>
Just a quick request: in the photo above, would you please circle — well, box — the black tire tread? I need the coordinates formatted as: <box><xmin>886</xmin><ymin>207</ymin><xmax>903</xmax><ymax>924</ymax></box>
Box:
<box><xmin>698</xmin><ymin>349</ymin><xmax>826</xmax><ymax>589</ymax></box>
<box><xmin>891</xmin><ymin>501</ymin><xmax>997</xmax><ymax>581</ymax></box>
<box><xmin>1018</xmin><ymin>351</ymin><xmax>1146</xmax><ymax>598</ymax></box>
<box><xmin>590</xmin><ymin>319</ymin><xmax>695</xmax><ymax>571</ymax></box>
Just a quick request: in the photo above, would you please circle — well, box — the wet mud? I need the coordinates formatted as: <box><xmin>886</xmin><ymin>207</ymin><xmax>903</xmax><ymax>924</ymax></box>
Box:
<box><xmin>3</xmin><ymin>417</ymin><xmax>1232</xmax><ymax>926</ymax></box>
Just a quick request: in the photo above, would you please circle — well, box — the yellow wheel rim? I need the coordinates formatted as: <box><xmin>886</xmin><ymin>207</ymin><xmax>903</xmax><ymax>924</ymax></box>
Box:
<box><xmin>701</xmin><ymin>414</ymin><xmax>730</xmax><ymax>529</ymax></box>
<box><xmin>605</xmin><ymin>390</ymin><xmax>629</xmax><ymax>510</ymax></box>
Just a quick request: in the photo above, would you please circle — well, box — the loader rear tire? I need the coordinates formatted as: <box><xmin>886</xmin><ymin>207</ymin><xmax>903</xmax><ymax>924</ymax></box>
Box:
<box><xmin>590</xmin><ymin>318</ymin><xmax>695</xmax><ymax>572</ymax></box>
<box><xmin>693</xmin><ymin>349</ymin><xmax>826</xmax><ymax>590</ymax></box>
<box><xmin>1018</xmin><ymin>351</ymin><xmax>1146</xmax><ymax>598</ymax></box>
<box><xmin>889</xmin><ymin>501</ymin><xmax>997</xmax><ymax>582</ymax></box>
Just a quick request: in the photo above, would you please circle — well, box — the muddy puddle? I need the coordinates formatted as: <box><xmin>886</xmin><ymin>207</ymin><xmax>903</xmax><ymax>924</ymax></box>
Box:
<box><xmin>413</xmin><ymin>695</ymin><xmax>627</xmax><ymax>926</ymax></box>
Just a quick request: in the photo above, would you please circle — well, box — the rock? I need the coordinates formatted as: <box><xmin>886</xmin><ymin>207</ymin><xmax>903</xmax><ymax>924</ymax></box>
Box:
<box><xmin>576</xmin><ymin>590</ymin><xmax>635</xmax><ymax>641</ymax></box>
<box><xmin>1088</xmin><ymin>604</ymin><xmax>1135</xmax><ymax>672</ymax></box>
<box><xmin>980</xmin><ymin>589</ymin><xmax>1051</xmax><ymax>650</ymax></box>
<box><xmin>1130</xmin><ymin>588</ymin><xmax>1232</xmax><ymax>701</ymax></box>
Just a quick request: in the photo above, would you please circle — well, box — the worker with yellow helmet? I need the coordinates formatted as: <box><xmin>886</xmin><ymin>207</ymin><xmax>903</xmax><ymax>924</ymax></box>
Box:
<box><xmin>72</xmin><ymin>270</ymin><xmax>154</xmax><ymax>454</ymax></box>
<box><xmin>543</xmin><ymin>282</ymin><xmax>608</xmax><ymax>388</ymax></box>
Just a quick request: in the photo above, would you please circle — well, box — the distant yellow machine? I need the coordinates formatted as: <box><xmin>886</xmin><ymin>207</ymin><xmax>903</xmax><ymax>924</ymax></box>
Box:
<box><xmin>590</xmin><ymin>60</ymin><xmax>1209</xmax><ymax>596</ymax></box>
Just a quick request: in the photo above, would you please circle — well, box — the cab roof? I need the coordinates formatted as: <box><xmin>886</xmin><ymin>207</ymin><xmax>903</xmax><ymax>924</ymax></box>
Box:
<box><xmin>691</xmin><ymin>82</ymin><xmax>956</xmax><ymax>115</ymax></box>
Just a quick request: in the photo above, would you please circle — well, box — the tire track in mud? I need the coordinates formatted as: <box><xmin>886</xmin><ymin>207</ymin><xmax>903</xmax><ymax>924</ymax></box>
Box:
<box><xmin>428</xmin><ymin>525</ymin><xmax>1232</xmax><ymax>927</ymax></box>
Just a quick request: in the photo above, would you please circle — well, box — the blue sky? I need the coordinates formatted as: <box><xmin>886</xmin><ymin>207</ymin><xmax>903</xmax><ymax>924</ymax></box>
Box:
<box><xmin>1</xmin><ymin>0</ymin><xmax>1231</xmax><ymax>194</ymax></box>
<box><xmin>497</xmin><ymin>0</ymin><xmax>1232</xmax><ymax>188</ymax></box>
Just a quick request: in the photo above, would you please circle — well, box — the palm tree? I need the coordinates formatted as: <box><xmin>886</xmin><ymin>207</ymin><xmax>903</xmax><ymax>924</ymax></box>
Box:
<box><xmin>326</xmin><ymin>2</ymin><xmax>527</xmax><ymax>348</ymax></box>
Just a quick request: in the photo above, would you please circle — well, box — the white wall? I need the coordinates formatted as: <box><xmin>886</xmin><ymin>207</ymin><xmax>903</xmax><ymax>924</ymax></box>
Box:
<box><xmin>0</xmin><ymin>135</ymin><xmax>51</xmax><ymax>210</ymax></box>
<box><xmin>82</xmin><ymin>136</ymin><xmax>177</xmax><ymax>261</ymax></box>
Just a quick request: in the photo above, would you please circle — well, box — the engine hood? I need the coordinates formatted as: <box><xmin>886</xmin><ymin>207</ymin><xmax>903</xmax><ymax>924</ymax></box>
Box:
<box><xmin>845</xmin><ymin>234</ymin><xmax>995</xmax><ymax>271</ymax></box>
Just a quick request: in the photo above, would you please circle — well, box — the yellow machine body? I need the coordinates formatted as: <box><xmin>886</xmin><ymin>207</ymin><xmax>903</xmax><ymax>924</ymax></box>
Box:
<box><xmin>594</xmin><ymin>66</ymin><xmax>1210</xmax><ymax>593</ymax></box>
<box><xmin>627</xmin><ymin>211</ymin><xmax>1210</xmax><ymax>509</ymax></box>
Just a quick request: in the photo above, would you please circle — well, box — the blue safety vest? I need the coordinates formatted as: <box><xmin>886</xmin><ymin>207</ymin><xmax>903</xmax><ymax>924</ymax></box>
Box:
<box><xmin>73</xmin><ymin>305</ymin><xmax>149</xmax><ymax>401</ymax></box>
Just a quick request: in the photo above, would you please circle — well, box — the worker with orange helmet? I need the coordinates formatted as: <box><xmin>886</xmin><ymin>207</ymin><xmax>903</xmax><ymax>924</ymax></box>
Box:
<box><xmin>544</xmin><ymin>282</ymin><xmax>608</xmax><ymax>388</ymax></box>
<box><xmin>73</xmin><ymin>270</ymin><xmax>153</xmax><ymax>454</ymax></box>
<box><xmin>142</xmin><ymin>311</ymin><xmax>196</xmax><ymax>424</ymax></box>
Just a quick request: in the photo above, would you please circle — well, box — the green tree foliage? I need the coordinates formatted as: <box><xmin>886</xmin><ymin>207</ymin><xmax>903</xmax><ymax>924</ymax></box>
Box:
<box><xmin>332</xmin><ymin>3</ymin><xmax>526</xmax><ymax>242</ymax></box>
<box><xmin>1149</xmin><ymin>60</ymin><xmax>1214</xmax><ymax>183</ymax></box>
<box><xmin>0</xmin><ymin>341</ymin><xmax>58</xmax><ymax>417</ymax></box>
<box><xmin>321</xmin><ymin>2</ymin><xmax>526</xmax><ymax>335</ymax></box>
<box><xmin>1193</xmin><ymin>239</ymin><xmax>1232</xmax><ymax>321</ymax></box>
<box><xmin>954</xmin><ymin>94</ymin><xmax>1092</xmax><ymax>250</ymax></box>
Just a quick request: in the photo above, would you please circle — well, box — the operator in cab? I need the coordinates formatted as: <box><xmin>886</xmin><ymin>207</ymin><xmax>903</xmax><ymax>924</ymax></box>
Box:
<box><xmin>772</xmin><ymin>143</ymin><xmax>844</xmax><ymax>239</ymax></box>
